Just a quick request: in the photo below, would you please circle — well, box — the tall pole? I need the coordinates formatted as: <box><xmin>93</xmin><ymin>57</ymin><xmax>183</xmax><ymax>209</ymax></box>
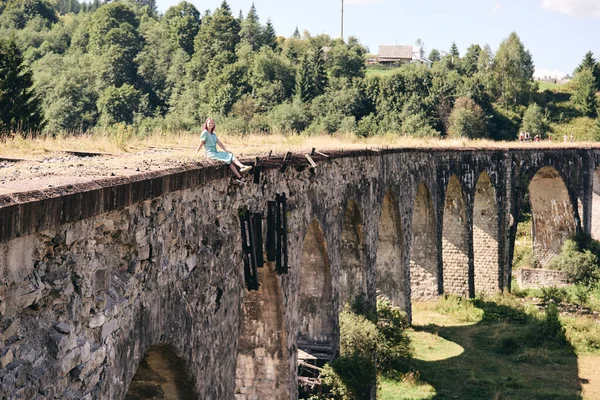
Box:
<box><xmin>341</xmin><ymin>0</ymin><xmax>344</xmax><ymax>41</ymax></box>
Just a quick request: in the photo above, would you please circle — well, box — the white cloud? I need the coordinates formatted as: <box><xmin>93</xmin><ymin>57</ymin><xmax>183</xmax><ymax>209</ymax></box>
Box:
<box><xmin>345</xmin><ymin>0</ymin><xmax>383</xmax><ymax>5</ymax></box>
<box><xmin>492</xmin><ymin>2</ymin><xmax>502</xmax><ymax>13</ymax></box>
<box><xmin>541</xmin><ymin>0</ymin><xmax>600</xmax><ymax>18</ymax></box>
<box><xmin>534</xmin><ymin>68</ymin><xmax>567</xmax><ymax>79</ymax></box>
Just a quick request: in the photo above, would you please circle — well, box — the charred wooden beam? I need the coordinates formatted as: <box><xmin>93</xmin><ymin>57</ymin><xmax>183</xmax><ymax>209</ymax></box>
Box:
<box><xmin>266</xmin><ymin>201</ymin><xmax>276</xmax><ymax>262</ymax></box>
<box><xmin>253</xmin><ymin>157</ymin><xmax>261</xmax><ymax>184</ymax></box>
<box><xmin>239</xmin><ymin>208</ymin><xmax>259</xmax><ymax>290</ymax></box>
<box><xmin>275</xmin><ymin>193</ymin><xmax>288</xmax><ymax>274</ymax></box>
<box><xmin>251</xmin><ymin>211</ymin><xmax>264</xmax><ymax>268</ymax></box>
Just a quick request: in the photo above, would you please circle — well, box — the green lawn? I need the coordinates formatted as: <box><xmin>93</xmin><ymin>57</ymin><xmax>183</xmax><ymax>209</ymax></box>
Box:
<box><xmin>379</xmin><ymin>295</ymin><xmax>600</xmax><ymax>400</ymax></box>
<box><xmin>538</xmin><ymin>80</ymin><xmax>563</xmax><ymax>92</ymax></box>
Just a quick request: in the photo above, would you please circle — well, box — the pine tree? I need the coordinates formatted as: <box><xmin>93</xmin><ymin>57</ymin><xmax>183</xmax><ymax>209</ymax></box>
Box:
<box><xmin>261</xmin><ymin>19</ymin><xmax>277</xmax><ymax>51</ymax></box>
<box><xmin>240</xmin><ymin>3</ymin><xmax>261</xmax><ymax>50</ymax></box>
<box><xmin>311</xmin><ymin>46</ymin><xmax>327</xmax><ymax>98</ymax></box>
<box><xmin>292</xmin><ymin>26</ymin><xmax>300</xmax><ymax>38</ymax></box>
<box><xmin>573</xmin><ymin>69</ymin><xmax>598</xmax><ymax>118</ymax></box>
<box><xmin>0</xmin><ymin>37</ymin><xmax>44</xmax><ymax>136</ymax></box>
<box><xmin>575</xmin><ymin>51</ymin><xmax>600</xmax><ymax>91</ymax></box>
<box><xmin>296</xmin><ymin>54</ymin><xmax>314</xmax><ymax>102</ymax></box>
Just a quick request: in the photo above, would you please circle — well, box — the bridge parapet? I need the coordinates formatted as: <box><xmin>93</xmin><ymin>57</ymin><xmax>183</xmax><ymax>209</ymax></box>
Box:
<box><xmin>0</xmin><ymin>147</ymin><xmax>593</xmax><ymax>399</ymax></box>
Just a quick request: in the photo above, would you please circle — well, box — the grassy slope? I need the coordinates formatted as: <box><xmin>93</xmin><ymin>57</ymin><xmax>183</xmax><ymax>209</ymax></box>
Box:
<box><xmin>380</xmin><ymin>296</ymin><xmax>600</xmax><ymax>400</ymax></box>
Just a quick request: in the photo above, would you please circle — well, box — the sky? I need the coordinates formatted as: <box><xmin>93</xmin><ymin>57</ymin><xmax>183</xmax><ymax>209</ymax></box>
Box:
<box><xmin>155</xmin><ymin>0</ymin><xmax>600</xmax><ymax>79</ymax></box>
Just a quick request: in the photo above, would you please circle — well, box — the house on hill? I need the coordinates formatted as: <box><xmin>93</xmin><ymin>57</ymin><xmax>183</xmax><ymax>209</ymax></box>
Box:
<box><xmin>377</xmin><ymin>45</ymin><xmax>431</xmax><ymax>66</ymax></box>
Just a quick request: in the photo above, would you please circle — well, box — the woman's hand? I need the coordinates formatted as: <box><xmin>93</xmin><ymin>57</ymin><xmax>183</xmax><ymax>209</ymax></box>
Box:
<box><xmin>196</xmin><ymin>141</ymin><xmax>204</xmax><ymax>153</ymax></box>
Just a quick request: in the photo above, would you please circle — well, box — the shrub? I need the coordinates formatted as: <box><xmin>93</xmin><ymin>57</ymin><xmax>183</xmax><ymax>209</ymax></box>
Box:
<box><xmin>521</xmin><ymin>103</ymin><xmax>549</xmax><ymax>138</ymax></box>
<box><xmin>548</xmin><ymin>236</ymin><xmax>600</xmax><ymax>286</ymax></box>
<box><xmin>447</xmin><ymin>97</ymin><xmax>488</xmax><ymax>139</ymax></box>
<box><xmin>540</xmin><ymin>287</ymin><xmax>568</xmax><ymax>305</ymax></box>
<box><xmin>376</xmin><ymin>297</ymin><xmax>412</xmax><ymax>373</ymax></box>
<box><xmin>267</xmin><ymin>99</ymin><xmax>311</xmax><ymax>134</ymax></box>
<box><xmin>321</xmin><ymin>308</ymin><xmax>378</xmax><ymax>400</ymax></box>
<box><xmin>321</xmin><ymin>355</ymin><xmax>376</xmax><ymax>400</ymax></box>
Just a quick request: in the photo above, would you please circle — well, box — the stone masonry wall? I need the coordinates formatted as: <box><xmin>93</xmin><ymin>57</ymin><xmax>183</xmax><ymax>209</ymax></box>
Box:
<box><xmin>473</xmin><ymin>172</ymin><xmax>499</xmax><ymax>294</ymax></box>
<box><xmin>514</xmin><ymin>268</ymin><xmax>569</xmax><ymax>289</ymax></box>
<box><xmin>442</xmin><ymin>175</ymin><xmax>470</xmax><ymax>297</ymax></box>
<box><xmin>410</xmin><ymin>183</ymin><xmax>438</xmax><ymax>301</ymax></box>
<box><xmin>0</xmin><ymin>147</ymin><xmax>591</xmax><ymax>399</ymax></box>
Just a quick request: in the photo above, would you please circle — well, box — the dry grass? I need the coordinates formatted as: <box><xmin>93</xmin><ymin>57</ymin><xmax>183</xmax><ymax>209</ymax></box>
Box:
<box><xmin>2</xmin><ymin>130</ymin><xmax>600</xmax><ymax>160</ymax></box>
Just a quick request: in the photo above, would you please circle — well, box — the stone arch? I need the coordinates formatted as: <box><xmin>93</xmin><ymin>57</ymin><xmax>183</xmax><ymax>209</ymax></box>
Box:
<box><xmin>473</xmin><ymin>172</ymin><xmax>499</xmax><ymax>294</ymax></box>
<box><xmin>376</xmin><ymin>190</ymin><xmax>406</xmax><ymax>309</ymax></box>
<box><xmin>339</xmin><ymin>200</ymin><xmax>367</xmax><ymax>309</ymax></box>
<box><xmin>125</xmin><ymin>345</ymin><xmax>197</xmax><ymax>400</ymax></box>
<box><xmin>234</xmin><ymin>264</ymin><xmax>289</xmax><ymax>399</ymax></box>
<box><xmin>529</xmin><ymin>166</ymin><xmax>576</xmax><ymax>266</ymax></box>
<box><xmin>298</xmin><ymin>219</ymin><xmax>334</xmax><ymax>344</ymax></box>
<box><xmin>410</xmin><ymin>183</ymin><xmax>438</xmax><ymax>300</ymax></box>
<box><xmin>442</xmin><ymin>175</ymin><xmax>469</xmax><ymax>297</ymax></box>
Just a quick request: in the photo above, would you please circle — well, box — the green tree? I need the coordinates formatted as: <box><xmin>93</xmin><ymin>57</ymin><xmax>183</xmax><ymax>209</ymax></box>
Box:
<box><xmin>448</xmin><ymin>97</ymin><xmax>487</xmax><ymax>138</ymax></box>
<box><xmin>97</xmin><ymin>84</ymin><xmax>143</xmax><ymax>125</ymax></box>
<box><xmin>190</xmin><ymin>1</ymin><xmax>240</xmax><ymax>80</ymax></box>
<box><xmin>292</xmin><ymin>26</ymin><xmax>300</xmax><ymax>38</ymax></box>
<box><xmin>572</xmin><ymin>69</ymin><xmax>598</xmax><ymax>118</ymax></box>
<box><xmin>239</xmin><ymin>3</ymin><xmax>262</xmax><ymax>50</ymax></box>
<box><xmin>461</xmin><ymin>44</ymin><xmax>481</xmax><ymax>77</ymax></box>
<box><xmin>0</xmin><ymin>36</ymin><xmax>44</xmax><ymax>135</ymax></box>
<box><xmin>32</xmin><ymin>52</ymin><xmax>98</xmax><ymax>133</ymax></box>
<box><xmin>88</xmin><ymin>2</ymin><xmax>141</xmax><ymax>88</ymax></box>
<box><xmin>521</xmin><ymin>103</ymin><xmax>548</xmax><ymax>138</ymax></box>
<box><xmin>163</xmin><ymin>1</ymin><xmax>201</xmax><ymax>56</ymax></box>
<box><xmin>428</xmin><ymin>48</ymin><xmax>440</xmax><ymax>63</ymax></box>
<box><xmin>493</xmin><ymin>32</ymin><xmax>534</xmax><ymax>108</ymax></box>
<box><xmin>327</xmin><ymin>37</ymin><xmax>366</xmax><ymax>79</ymax></box>
<box><xmin>260</xmin><ymin>19</ymin><xmax>277</xmax><ymax>50</ymax></box>
<box><xmin>0</xmin><ymin>0</ymin><xmax>58</xmax><ymax>29</ymax></box>
<box><xmin>296</xmin><ymin>45</ymin><xmax>327</xmax><ymax>102</ymax></box>
<box><xmin>574</xmin><ymin>51</ymin><xmax>600</xmax><ymax>91</ymax></box>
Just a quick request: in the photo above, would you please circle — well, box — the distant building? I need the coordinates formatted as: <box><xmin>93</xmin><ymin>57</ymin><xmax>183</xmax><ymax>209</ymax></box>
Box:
<box><xmin>376</xmin><ymin>45</ymin><xmax>431</xmax><ymax>66</ymax></box>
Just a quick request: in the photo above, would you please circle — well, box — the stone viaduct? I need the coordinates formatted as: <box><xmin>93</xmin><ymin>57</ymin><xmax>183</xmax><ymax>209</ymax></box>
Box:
<box><xmin>1</xmin><ymin>147</ymin><xmax>599</xmax><ymax>399</ymax></box>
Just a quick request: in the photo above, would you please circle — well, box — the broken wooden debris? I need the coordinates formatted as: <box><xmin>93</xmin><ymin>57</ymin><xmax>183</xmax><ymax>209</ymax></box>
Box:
<box><xmin>304</xmin><ymin>154</ymin><xmax>317</xmax><ymax>168</ymax></box>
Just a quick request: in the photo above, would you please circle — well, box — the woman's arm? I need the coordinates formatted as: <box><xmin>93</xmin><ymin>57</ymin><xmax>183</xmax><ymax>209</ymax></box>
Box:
<box><xmin>216</xmin><ymin>138</ymin><xmax>228</xmax><ymax>152</ymax></box>
<box><xmin>196</xmin><ymin>141</ymin><xmax>204</xmax><ymax>153</ymax></box>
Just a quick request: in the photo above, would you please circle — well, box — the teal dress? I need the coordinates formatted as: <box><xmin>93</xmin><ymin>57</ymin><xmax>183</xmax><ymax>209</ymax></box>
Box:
<box><xmin>201</xmin><ymin>130</ymin><xmax>233</xmax><ymax>164</ymax></box>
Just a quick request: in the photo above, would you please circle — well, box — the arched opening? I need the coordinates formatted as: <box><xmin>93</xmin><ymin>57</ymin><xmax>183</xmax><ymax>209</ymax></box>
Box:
<box><xmin>235</xmin><ymin>264</ymin><xmax>289</xmax><ymax>399</ymax></box>
<box><xmin>529</xmin><ymin>166</ymin><xmax>576</xmax><ymax>266</ymax></box>
<box><xmin>298</xmin><ymin>220</ymin><xmax>333</xmax><ymax>344</ymax></box>
<box><xmin>125</xmin><ymin>345</ymin><xmax>196</xmax><ymax>400</ymax></box>
<box><xmin>410</xmin><ymin>183</ymin><xmax>438</xmax><ymax>300</ymax></box>
<box><xmin>473</xmin><ymin>172</ymin><xmax>499</xmax><ymax>294</ymax></box>
<box><xmin>339</xmin><ymin>200</ymin><xmax>367</xmax><ymax>310</ymax></box>
<box><xmin>442</xmin><ymin>175</ymin><xmax>469</xmax><ymax>297</ymax></box>
<box><xmin>376</xmin><ymin>191</ymin><xmax>406</xmax><ymax>309</ymax></box>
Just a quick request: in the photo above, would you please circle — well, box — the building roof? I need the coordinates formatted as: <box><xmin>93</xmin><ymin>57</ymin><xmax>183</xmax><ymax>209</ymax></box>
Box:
<box><xmin>377</xmin><ymin>45</ymin><xmax>413</xmax><ymax>60</ymax></box>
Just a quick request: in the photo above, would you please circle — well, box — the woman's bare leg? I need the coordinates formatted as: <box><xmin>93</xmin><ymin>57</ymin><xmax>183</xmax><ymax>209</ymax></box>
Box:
<box><xmin>229</xmin><ymin>163</ymin><xmax>242</xmax><ymax>178</ymax></box>
<box><xmin>232</xmin><ymin>158</ymin><xmax>245</xmax><ymax>168</ymax></box>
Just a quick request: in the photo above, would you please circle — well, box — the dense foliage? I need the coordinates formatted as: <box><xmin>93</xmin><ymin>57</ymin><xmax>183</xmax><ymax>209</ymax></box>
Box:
<box><xmin>1</xmin><ymin>0</ymin><xmax>599</xmax><ymax>140</ymax></box>
<box><xmin>548</xmin><ymin>233</ymin><xmax>600</xmax><ymax>286</ymax></box>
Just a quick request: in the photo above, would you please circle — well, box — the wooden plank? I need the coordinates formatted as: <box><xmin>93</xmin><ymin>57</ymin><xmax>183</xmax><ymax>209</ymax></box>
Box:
<box><xmin>305</xmin><ymin>154</ymin><xmax>317</xmax><ymax>168</ymax></box>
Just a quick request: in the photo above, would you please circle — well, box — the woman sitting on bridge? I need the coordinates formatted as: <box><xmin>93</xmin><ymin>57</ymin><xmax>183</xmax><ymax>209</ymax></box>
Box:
<box><xmin>196</xmin><ymin>117</ymin><xmax>252</xmax><ymax>182</ymax></box>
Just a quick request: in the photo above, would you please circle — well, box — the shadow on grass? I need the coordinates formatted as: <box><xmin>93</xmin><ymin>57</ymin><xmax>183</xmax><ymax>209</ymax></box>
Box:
<box><xmin>405</xmin><ymin>300</ymin><xmax>583</xmax><ymax>400</ymax></box>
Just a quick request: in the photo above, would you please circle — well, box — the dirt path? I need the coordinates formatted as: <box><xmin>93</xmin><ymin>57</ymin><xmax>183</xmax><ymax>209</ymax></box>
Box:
<box><xmin>579</xmin><ymin>354</ymin><xmax>600</xmax><ymax>399</ymax></box>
